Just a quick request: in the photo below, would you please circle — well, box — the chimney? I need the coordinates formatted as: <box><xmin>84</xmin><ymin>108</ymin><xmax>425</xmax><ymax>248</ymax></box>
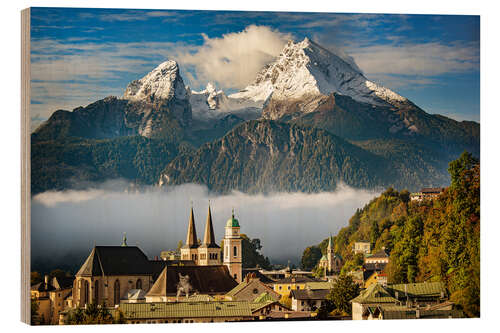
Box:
<box><xmin>44</xmin><ymin>275</ymin><xmax>50</xmax><ymax>290</ymax></box>
<box><xmin>154</xmin><ymin>255</ymin><xmax>159</xmax><ymax>261</ymax></box>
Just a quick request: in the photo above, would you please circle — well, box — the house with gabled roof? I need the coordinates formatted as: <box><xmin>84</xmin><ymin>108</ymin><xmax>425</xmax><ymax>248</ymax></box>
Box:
<box><xmin>225</xmin><ymin>275</ymin><xmax>281</xmax><ymax>302</ymax></box>
<box><xmin>351</xmin><ymin>281</ymin><xmax>451</xmax><ymax>320</ymax></box>
<box><xmin>145</xmin><ymin>265</ymin><xmax>238</xmax><ymax>302</ymax></box>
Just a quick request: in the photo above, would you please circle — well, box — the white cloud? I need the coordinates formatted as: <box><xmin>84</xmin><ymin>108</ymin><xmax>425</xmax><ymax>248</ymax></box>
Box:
<box><xmin>174</xmin><ymin>25</ymin><xmax>292</xmax><ymax>89</ymax></box>
<box><xmin>31</xmin><ymin>183</ymin><xmax>377</xmax><ymax>265</ymax></box>
<box><xmin>348</xmin><ymin>41</ymin><xmax>479</xmax><ymax>77</ymax></box>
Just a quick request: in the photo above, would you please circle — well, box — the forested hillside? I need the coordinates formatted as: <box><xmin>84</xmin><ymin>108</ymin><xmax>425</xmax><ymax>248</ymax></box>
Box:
<box><xmin>302</xmin><ymin>152</ymin><xmax>480</xmax><ymax>317</ymax></box>
<box><xmin>31</xmin><ymin>136</ymin><xmax>190</xmax><ymax>195</ymax></box>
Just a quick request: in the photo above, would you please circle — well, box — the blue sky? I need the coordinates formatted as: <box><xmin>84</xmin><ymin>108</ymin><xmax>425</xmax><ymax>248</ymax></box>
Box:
<box><xmin>30</xmin><ymin>7</ymin><xmax>480</xmax><ymax>129</ymax></box>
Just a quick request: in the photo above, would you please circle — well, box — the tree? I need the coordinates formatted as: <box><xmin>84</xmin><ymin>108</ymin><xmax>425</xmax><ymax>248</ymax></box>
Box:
<box><xmin>240</xmin><ymin>234</ymin><xmax>271</xmax><ymax>269</ymax></box>
<box><xmin>31</xmin><ymin>271</ymin><xmax>42</xmax><ymax>285</ymax></box>
<box><xmin>301</xmin><ymin>246</ymin><xmax>322</xmax><ymax>271</ymax></box>
<box><xmin>370</xmin><ymin>220</ymin><xmax>380</xmax><ymax>245</ymax></box>
<box><xmin>448</xmin><ymin>151</ymin><xmax>479</xmax><ymax>190</ymax></box>
<box><xmin>49</xmin><ymin>269</ymin><xmax>69</xmax><ymax>280</ymax></box>
<box><xmin>176</xmin><ymin>240</ymin><xmax>183</xmax><ymax>252</ymax></box>
<box><xmin>399</xmin><ymin>189</ymin><xmax>410</xmax><ymax>204</ymax></box>
<box><xmin>313</xmin><ymin>266</ymin><xmax>325</xmax><ymax>279</ymax></box>
<box><xmin>327</xmin><ymin>274</ymin><xmax>360</xmax><ymax>315</ymax></box>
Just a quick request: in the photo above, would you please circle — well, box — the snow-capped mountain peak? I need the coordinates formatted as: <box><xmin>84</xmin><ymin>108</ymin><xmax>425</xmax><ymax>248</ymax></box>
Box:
<box><xmin>229</xmin><ymin>38</ymin><xmax>407</xmax><ymax>106</ymax></box>
<box><xmin>123</xmin><ymin>60</ymin><xmax>189</xmax><ymax>103</ymax></box>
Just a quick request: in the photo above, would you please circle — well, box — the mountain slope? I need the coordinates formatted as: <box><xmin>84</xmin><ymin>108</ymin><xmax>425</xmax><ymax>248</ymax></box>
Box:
<box><xmin>31</xmin><ymin>136</ymin><xmax>185</xmax><ymax>195</ymax></box>
<box><xmin>158</xmin><ymin>120</ymin><xmax>398</xmax><ymax>193</ymax></box>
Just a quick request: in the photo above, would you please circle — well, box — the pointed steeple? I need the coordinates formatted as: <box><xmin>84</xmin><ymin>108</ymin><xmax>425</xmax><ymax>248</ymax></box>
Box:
<box><xmin>121</xmin><ymin>232</ymin><xmax>128</xmax><ymax>247</ymax></box>
<box><xmin>202</xmin><ymin>202</ymin><xmax>218</xmax><ymax>247</ymax></box>
<box><xmin>184</xmin><ymin>204</ymin><xmax>199</xmax><ymax>248</ymax></box>
<box><xmin>328</xmin><ymin>234</ymin><xmax>333</xmax><ymax>251</ymax></box>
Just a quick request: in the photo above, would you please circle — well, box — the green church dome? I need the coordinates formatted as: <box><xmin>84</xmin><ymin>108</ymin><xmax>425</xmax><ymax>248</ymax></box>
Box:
<box><xmin>226</xmin><ymin>209</ymin><xmax>240</xmax><ymax>227</ymax></box>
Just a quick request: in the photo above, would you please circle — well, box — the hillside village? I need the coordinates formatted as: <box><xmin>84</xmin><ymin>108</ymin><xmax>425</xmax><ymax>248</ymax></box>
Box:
<box><xmin>31</xmin><ymin>182</ymin><xmax>467</xmax><ymax>325</ymax></box>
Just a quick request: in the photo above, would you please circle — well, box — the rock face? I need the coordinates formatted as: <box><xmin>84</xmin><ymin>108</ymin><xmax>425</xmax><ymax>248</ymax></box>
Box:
<box><xmin>123</xmin><ymin>60</ymin><xmax>192</xmax><ymax>137</ymax></box>
<box><xmin>230</xmin><ymin>38</ymin><xmax>407</xmax><ymax>111</ymax></box>
<box><xmin>33</xmin><ymin>60</ymin><xmax>193</xmax><ymax>141</ymax></box>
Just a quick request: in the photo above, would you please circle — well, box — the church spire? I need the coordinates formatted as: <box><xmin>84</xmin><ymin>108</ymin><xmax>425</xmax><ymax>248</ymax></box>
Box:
<box><xmin>202</xmin><ymin>202</ymin><xmax>217</xmax><ymax>247</ymax></box>
<box><xmin>185</xmin><ymin>204</ymin><xmax>199</xmax><ymax>248</ymax></box>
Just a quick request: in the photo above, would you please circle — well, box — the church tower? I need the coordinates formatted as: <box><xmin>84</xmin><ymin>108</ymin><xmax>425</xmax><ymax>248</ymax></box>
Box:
<box><xmin>327</xmin><ymin>235</ymin><xmax>334</xmax><ymax>274</ymax></box>
<box><xmin>180</xmin><ymin>205</ymin><xmax>199</xmax><ymax>264</ymax></box>
<box><xmin>198</xmin><ymin>203</ymin><xmax>221</xmax><ymax>266</ymax></box>
<box><xmin>223</xmin><ymin>209</ymin><xmax>242</xmax><ymax>283</ymax></box>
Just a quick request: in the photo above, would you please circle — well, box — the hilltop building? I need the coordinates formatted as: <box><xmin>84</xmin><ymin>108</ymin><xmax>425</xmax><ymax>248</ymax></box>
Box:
<box><xmin>410</xmin><ymin>187</ymin><xmax>445</xmax><ymax>202</ymax></box>
<box><xmin>353</xmin><ymin>241</ymin><xmax>371</xmax><ymax>255</ymax></box>
<box><xmin>365</xmin><ymin>248</ymin><xmax>390</xmax><ymax>265</ymax></box>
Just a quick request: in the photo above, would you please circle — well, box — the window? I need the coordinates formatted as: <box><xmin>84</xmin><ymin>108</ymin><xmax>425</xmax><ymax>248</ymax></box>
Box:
<box><xmin>114</xmin><ymin>280</ymin><xmax>120</xmax><ymax>305</ymax></box>
<box><xmin>136</xmin><ymin>279</ymin><xmax>142</xmax><ymax>290</ymax></box>
<box><xmin>83</xmin><ymin>280</ymin><xmax>89</xmax><ymax>304</ymax></box>
<box><xmin>94</xmin><ymin>280</ymin><xmax>99</xmax><ymax>302</ymax></box>
<box><xmin>233</xmin><ymin>246</ymin><xmax>237</xmax><ymax>257</ymax></box>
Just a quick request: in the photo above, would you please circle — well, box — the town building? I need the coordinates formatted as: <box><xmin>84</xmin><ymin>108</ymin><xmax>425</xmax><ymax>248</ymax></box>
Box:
<box><xmin>272</xmin><ymin>276</ymin><xmax>319</xmax><ymax>297</ymax></box>
<box><xmin>31</xmin><ymin>275</ymin><xmax>75</xmax><ymax>324</ymax></box>
<box><xmin>351</xmin><ymin>281</ymin><xmax>451</xmax><ymax>320</ymax></box>
<box><xmin>290</xmin><ymin>289</ymin><xmax>330</xmax><ymax>312</ymax></box>
<box><xmin>117</xmin><ymin>301</ymin><xmax>254</xmax><ymax>324</ymax></box>
<box><xmin>225</xmin><ymin>275</ymin><xmax>281</xmax><ymax>302</ymax></box>
<box><xmin>410</xmin><ymin>187</ymin><xmax>446</xmax><ymax>202</ymax></box>
<box><xmin>72</xmin><ymin>244</ymin><xmax>162</xmax><ymax>308</ymax></box>
<box><xmin>353</xmin><ymin>241</ymin><xmax>371</xmax><ymax>255</ymax></box>
<box><xmin>251</xmin><ymin>296</ymin><xmax>292</xmax><ymax>319</ymax></box>
<box><xmin>363</xmin><ymin>305</ymin><xmax>464</xmax><ymax>320</ymax></box>
<box><xmin>145</xmin><ymin>265</ymin><xmax>238</xmax><ymax>302</ymax></box>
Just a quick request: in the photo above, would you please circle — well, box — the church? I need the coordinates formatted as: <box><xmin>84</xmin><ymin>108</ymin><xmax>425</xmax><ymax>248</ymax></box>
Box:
<box><xmin>71</xmin><ymin>204</ymin><xmax>243</xmax><ymax>308</ymax></box>
<box><xmin>180</xmin><ymin>204</ymin><xmax>243</xmax><ymax>283</ymax></box>
<box><xmin>319</xmin><ymin>236</ymin><xmax>343</xmax><ymax>276</ymax></box>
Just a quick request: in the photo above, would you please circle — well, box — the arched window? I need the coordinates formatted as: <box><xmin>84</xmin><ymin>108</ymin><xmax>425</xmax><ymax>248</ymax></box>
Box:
<box><xmin>114</xmin><ymin>280</ymin><xmax>120</xmax><ymax>305</ymax></box>
<box><xmin>233</xmin><ymin>246</ymin><xmax>237</xmax><ymax>257</ymax></box>
<box><xmin>94</xmin><ymin>280</ymin><xmax>99</xmax><ymax>303</ymax></box>
<box><xmin>83</xmin><ymin>280</ymin><xmax>89</xmax><ymax>304</ymax></box>
<box><xmin>136</xmin><ymin>279</ymin><xmax>142</xmax><ymax>290</ymax></box>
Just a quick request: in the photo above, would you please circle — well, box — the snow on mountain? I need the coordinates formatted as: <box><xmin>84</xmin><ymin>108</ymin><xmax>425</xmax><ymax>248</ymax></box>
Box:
<box><xmin>123</xmin><ymin>60</ymin><xmax>189</xmax><ymax>103</ymax></box>
<box><xmin>189</xmin><ymin>82</ymin><xmax>262</xmax><ymax>121</ymax></box>
<box><xmin>229</xmin><ymin>38</ymin><xmax>407</xmax><ymax>107</ymax></box>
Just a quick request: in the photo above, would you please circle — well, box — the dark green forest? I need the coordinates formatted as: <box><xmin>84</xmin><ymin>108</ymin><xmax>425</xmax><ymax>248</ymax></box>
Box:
<box><xmin>31</xmin><ymin>136</ymin><xmax>190</xmax><ymax>195</ymax></box>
